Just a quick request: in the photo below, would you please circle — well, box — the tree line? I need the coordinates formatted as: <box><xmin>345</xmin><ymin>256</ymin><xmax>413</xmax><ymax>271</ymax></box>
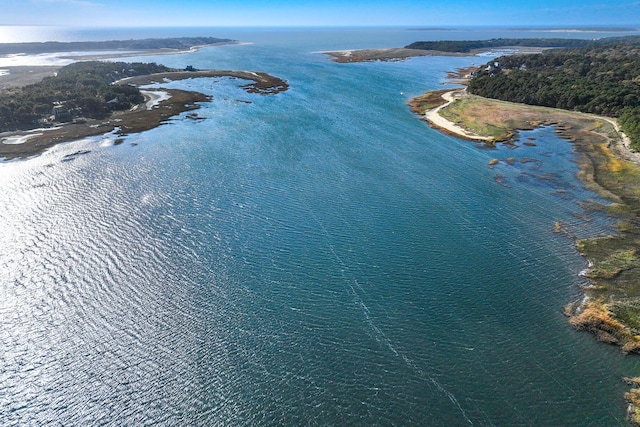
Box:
<box><xmin>466</xmin><ymin>43</ymin><xmax>640</xmax><ymax>149</ymax></box>
<box><xmin>0</xmin><ymin>61</ymin><xmax>174</xmax><ymax>131</ymax></box>
<box><xmin>405</xmin><ymin>35</ymin><xmax>640</xmax><ymax>53</ymax></box>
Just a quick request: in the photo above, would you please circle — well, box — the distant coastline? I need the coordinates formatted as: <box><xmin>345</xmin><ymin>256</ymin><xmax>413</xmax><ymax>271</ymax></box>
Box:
<box><xmin>321</xmin><ymin>48</ymin><xmax>467</xmax><ymax>63</ymax></box>
<box><xmin>0</xmin><ymin>37</ymin><xmax>236</xmax><ymax>56</ymax></box>
<box><xmin>322</xmin><ymin>46</ymin><xmax>548</xmax><ymax>63</ymax></box>
<box><xmin>0</xmin><ymin>37</ymin><xmax>241</xmax><ymax>90</ymax></box>
<box><xmin>511</xmin><ymin>26</ymin><xmax>639</xmax><ymax>32</ymax></box>
<box><xmin>406</xmin><ymin>26</ymin><xmax>638</xmax><ymax>33</ymax></box>
<box><xmin>323</xmin><ymin>34</ymin><xmax>640</xmax><ymax>63</ymax></box>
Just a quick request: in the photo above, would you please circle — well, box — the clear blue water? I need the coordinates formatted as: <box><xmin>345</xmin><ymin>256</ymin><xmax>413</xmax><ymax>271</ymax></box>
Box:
<box><xmin>2</xmin><ymin>27</ymin><xmax>640</xmax><ymax>426</ymax></box>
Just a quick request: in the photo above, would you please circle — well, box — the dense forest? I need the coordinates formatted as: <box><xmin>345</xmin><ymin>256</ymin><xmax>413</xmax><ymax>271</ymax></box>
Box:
<box><xmin>405</xmin><ymin>35</ymin><xmax>640</xmax><ymax>53</ymax></box>
<box><xmin>0</xmin><ymin>61</ymin><xmax>174</xmax><ymax>131</ymax></box>
<box><xmin>0</xmin><ymin>37</ymin><xmax>233</xmax><ymax>55</ymax></box>
<box><xmin>466</xmin><ymin>43</ymin><xmax>640</xmax><ymax>149</ymax></box>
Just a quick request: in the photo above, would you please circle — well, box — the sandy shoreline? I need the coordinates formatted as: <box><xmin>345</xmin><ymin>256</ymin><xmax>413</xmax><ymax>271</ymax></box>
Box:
<box><xmin>423</xmin><ymin>89</ymin><xmax>493</xmax><ymax>142</ymax></box>
<box><xmin>140</xmin><ymin>90</ymin><xmax>171</xmax><ymax>110</ymax></box>
<box><xmin>420</xmin><ymin>88</ymin><xmax>640</xmax><ymax>163</ymax></box>
<box><xmin>0</xmin><ymin>66</ymin><xmax>61</xmax><ymax>89</ymax></box>
<box><xmin>59</xmin><ymin>41</ymin><xmax>241</xmax><ymax>61</ymax></box>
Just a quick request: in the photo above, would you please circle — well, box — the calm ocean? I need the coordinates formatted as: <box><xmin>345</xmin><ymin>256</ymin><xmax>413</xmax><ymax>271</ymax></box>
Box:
<box><xmin>2</xmin><ymin>26</ymin><xmax>640</xmax><ymax>425</ymax></box>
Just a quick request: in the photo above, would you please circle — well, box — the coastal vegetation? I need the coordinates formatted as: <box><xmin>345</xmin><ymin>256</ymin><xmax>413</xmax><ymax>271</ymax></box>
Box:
<box><xmin>0</xmin><ymin>61</ymin><xmax>173</xmax><ymax>131</ymax></box>
<box><xmin>405</xmin><ymin>35</ymin><xmax>640</xmax><ymax>53</ymax></box>
<box><xmin>410</xmin><ymin>49</ymin><xmax>640</xmax><ymax>420</ymax></box>
<box><xmin>0</xmin><ymin>59</ymin><xmax>289</xmax><ymax>159</ymax></box>
<box><xmin>466</xmin><ymin>42</ymin><xmax>640</xmax><ymax>149</ymax></box>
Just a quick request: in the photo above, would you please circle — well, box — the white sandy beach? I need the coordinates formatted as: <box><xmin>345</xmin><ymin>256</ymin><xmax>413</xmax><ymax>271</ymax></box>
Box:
<box><xmin>140</xmin><ymin>90</ymin><xmax>172</xmax><ymax>110</ymax></box>
<box><xmin>423</xmin><ymin>89</ymin><xmax>493</xmax><ymax>142</ymax></box>
<box><xmin>1</xmin><ymin>126</ymin><xmax>62</xmax><ymax>145</ymax></box>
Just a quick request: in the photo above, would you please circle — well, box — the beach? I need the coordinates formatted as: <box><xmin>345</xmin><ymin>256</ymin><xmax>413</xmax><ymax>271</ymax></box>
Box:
<box><xmin>421</xmin><ymin>89</ymin><xmax>493</xmax><ymax>142</ymax></box>
<box><xmin>0</xmin><ymin>66</ymin><xmax>61</xmax><ymax>89</ymax></box>
<box><xmin>417</xmin><ymin>87</ymin><xmax>640</xmax><ymax>164</ymax></box>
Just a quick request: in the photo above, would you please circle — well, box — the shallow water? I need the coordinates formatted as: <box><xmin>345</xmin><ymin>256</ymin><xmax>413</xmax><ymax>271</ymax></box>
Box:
<box><xmin>2</xmin><ymin>27</ymin><xmax>640</xmax><ymax>426</ymax></box>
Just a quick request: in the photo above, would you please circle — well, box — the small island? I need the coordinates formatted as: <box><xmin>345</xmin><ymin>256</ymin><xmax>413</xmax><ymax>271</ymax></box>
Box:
<box><xmin>0</xmin><ymin>60</ymin><xmax>288</xmax><ymax>159</ymax></box>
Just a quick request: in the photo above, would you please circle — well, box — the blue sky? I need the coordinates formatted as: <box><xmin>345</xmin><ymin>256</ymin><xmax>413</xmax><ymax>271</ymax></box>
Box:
<box><xmin>2</xmin><ymin>0</ymin><xmax>639</xmax><ymax>27</ymax></box>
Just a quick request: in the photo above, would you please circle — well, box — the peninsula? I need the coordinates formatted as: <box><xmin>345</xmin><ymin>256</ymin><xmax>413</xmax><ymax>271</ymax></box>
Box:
<box><xmin>0</xmin><ymin>60</ymin><xmax>288</xmax><ymax>159</ymax></box>
<box><xmin>406</xmin><ymin>39</ymin><xmax>640</xmax><ymax>423</ymax></box>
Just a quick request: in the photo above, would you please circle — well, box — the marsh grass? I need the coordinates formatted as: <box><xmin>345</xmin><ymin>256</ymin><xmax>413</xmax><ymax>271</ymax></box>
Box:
<box><xmin>443</xmin><ymin>93</ymin><xmax>640</xmax><ymax>364</ymax></box>
<box><xmin>414</xmin><ymin>88</ymin><xmax>640</xmax><ymax>426</ymax></box>
<box><xmin>407</xmin><ymin>89</ymin><xmax>450</xmax><ymax>115</ymax></box>
<box><xmin>568</xmin><ymin>301</ymin><xmax>640</xmax><ymax>353</ymax></box>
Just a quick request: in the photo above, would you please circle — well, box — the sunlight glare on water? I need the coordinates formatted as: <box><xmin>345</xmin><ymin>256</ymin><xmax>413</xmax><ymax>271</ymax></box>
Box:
<box><xmin>1</xmin><ymin>26</ymin><xmax>640</xmax><ymax>426</ymax></box>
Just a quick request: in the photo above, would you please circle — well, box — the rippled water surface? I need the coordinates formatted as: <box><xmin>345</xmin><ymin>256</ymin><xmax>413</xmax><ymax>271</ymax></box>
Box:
<box><xmin>2</xmin><ymin>27</ymin><xmax>640</xmax><ymax>426</ymax></box>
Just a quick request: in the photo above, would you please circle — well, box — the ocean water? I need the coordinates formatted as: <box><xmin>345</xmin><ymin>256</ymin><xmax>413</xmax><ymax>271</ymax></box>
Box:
<box><xmin>2</xmin><ymin>27</ymin><xmax>640</xmax><ymax>426</ymax></box>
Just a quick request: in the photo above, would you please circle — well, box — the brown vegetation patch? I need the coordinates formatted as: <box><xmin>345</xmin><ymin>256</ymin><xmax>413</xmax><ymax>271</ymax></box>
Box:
<box><xmin>626</xmin><ymin>383</ymin><xmax>640</xmax><ymax>426</ymax></box>
<box><xmin>567</xmin><ymin>300</ymin><xmax>640</xmax><ymax>353</ymax></box>
<box><xmin>407</xmin><ymin>89</ymin><xmax>450</xmax><ymax>115</ymax></box>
